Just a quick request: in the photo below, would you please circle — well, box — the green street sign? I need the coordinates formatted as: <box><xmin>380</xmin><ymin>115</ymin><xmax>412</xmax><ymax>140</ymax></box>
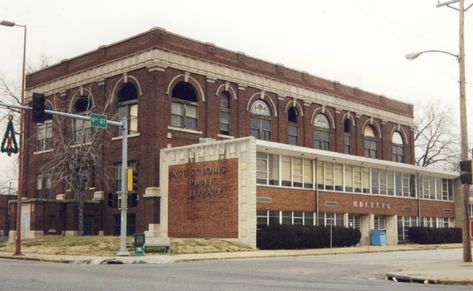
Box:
<box><xmin>90</xmin><ymin>113</ymin><xmax>108</xmax><ymax>128</ymax></box>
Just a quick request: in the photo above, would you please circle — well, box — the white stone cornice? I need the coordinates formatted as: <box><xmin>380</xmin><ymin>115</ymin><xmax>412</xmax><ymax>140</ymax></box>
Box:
<box><xmin>26</xmin><ymin>48</ymin><xmax>414</xmax><ymax>126</ymax></box>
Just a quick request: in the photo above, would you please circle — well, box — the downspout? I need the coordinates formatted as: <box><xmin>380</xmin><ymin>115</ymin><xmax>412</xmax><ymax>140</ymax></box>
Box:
<box><xmin>417</xmin><ymin>173</ymin><xmax>421</xmax><ymax>225</ymax></box>
<box><xmin>315</xmin><ymin>158</ymin><xmax>319</xmax><ymax>225</ymax></box>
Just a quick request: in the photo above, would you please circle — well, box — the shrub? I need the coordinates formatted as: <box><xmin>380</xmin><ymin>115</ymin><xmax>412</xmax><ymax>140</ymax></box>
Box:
<box><xmin>257</xmin><ymin>225</ymin><xmax>361</xmax><ymax>250</ymax></box>
<box><xmin>407</xmin><ymin>227</ymin><xmax>462</xmax><ymax>244</ymax></box>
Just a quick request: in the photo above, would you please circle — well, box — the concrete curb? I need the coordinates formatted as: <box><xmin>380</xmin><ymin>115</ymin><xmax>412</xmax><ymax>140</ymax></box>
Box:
<box><xmin>386</xmin><ymin>272</ymin><xmax>473</xmax><ymax>286</ymax></box>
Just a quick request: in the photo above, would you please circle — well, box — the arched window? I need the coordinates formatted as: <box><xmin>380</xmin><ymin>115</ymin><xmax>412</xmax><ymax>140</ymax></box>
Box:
<box><xmin>117</xmin><ymin>82</ymin><xmax>138</xmax><ymax>135</ymax></box>
<box><xmin>250</xmin><ymin>100</ymin><xmax>271</xmax><ymax>140</ymax></box>
<box><xmin>343</xmin><ymin>119</ymin><xmax>352</xmax><ymax>154</ymax></box>
<box><xmin>392</xmin><ymin>131</ymin><xmax>404</xmax><ymax>162</ymax></box>
<box><xmin>73</xmin><ymin>94</ymin><xmax>93</xmax><ymax>144</ymax></box>
<box><xmin>171</xmin><ymin>82</ymin><xmax>198</xmax><ymax>130</ymax></box>
<box><xmin>363</xmin><ymin>125</ymin><xmax>377</xmax><ymax>158</ymax></box>
<box><xmin>288</xmin><ymin>107</ymin><xmax>298</xmax><ymax>145</ymax></box>
<box><xmin>219</xmin><ymin>91</ymin><xmax>231</xmax><ymax>135</ymax></box>
<box><xmin>313</xmin><ymin>114</ymin><xmax>330</xmax><ymax>150</ymax></box>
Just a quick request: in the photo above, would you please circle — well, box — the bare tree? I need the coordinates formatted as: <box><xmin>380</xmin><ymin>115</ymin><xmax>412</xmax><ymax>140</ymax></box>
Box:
<box><xmin>414</xmin><ymin>101</ymin><xmax>460</xmax><ymax>170</ymax></box>
<box><xmin>38</xmin><ymin>91</ymin><xmax>116</xmax><ymax>235</ymax></box>
<box><xmin>1</xmin><ymin>55</ymin><xmax>117</xmax><ymax>235</ymax></box>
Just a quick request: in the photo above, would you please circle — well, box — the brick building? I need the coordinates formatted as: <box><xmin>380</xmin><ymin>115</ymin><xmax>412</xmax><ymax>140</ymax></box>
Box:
<box><xmin>7</xmin><ymin>27</ymin><xmax>459</xmax><ymax>247</ymax></box>
<box><xmin>0</xmin><ymin>194</ymin><xmax>15</xmax><ymax>238</ymax></box>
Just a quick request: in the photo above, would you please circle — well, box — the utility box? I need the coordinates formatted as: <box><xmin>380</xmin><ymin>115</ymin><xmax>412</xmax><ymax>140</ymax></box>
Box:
<box><xmin>370</xmin><ymin>229</ymin><xmax>386</xmax><ymax>246</ymax></box>
<box><xmin>132</xmin><ymin>233</ymin><xmax>145</xmax><ymax>256</ymax></box>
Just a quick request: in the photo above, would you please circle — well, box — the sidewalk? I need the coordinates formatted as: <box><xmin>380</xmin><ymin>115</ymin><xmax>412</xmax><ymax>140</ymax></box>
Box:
<box><xmin>1</xmin><ymin>243</ymin><xmax>472</xmax><ymax>285</ymax></box>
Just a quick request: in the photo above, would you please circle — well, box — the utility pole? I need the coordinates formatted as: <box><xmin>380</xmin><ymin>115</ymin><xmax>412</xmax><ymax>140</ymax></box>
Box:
<box><xmin>437</xmin><ymin>0</ymin><xmax>472</xmax><ymax>263</ymax></box>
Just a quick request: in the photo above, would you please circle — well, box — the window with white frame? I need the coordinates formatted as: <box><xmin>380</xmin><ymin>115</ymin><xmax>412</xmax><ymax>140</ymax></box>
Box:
<box><xmin>363</xmin><ymin>125</ymin><xmax>378</xmax><ymax>158</ymax></box>
<box><xmin>372</xmin><ymin>169</ymin><xmax>379</xmax><ymax>194</ymax></box>
<box><xmin>442</xmin><ymin>179</ymin><xmax>449</xmax><ymax>200</ymax></box>
<box><xmin>281</xmin><ymin>156</ymin><xmax>291</xmax><ymax>186</ymax></box>
<box><xmin>171</xmin><ymin>82</ymin><xmax>198</xmax><ymax>130</ymax></box>
<box><xmin>288</xmin><ymin>107</ymin><xmax>298</xmax><ymax>145</ymax></box>
<box><xmin>73</xmin><ymin>95</ymin><xmax>93</xmax><ymax>144</ymax></box>
<box><xmin>344</xmin><ymin>165</ymin><xmax>353</xmax><ymax>192</ymax></box>
<box><xmin>387</xmin><ymin>171</ymin><xmax>395</xmax><ymax>195</ymax></box>
<box><xmin>318</xmin><ymin>212</ymin><xmax>343</xmax><ymax>227</ymax></box>
<box><xmin>392</xmin><ymin>131</ymin><xmax>404</xmax><ymax>162</ymax></box>
<box><xmin>362</xmin><ymin>167</ymin><xmax>370</xmax><ymax>193</ymax></box>
<box><xmin>334</xmin><ymin>164</ymin><xmax>343</xmax><ymax>191</ymax></box>
<box><xmin>36</xmin><ymin>121</ymin><xmax>53</xmax><ymax>151</ymax></box>
<box><xmin>117</xmin><ymin>82</ymin><xmax>139</xmax><ymax>135</ymax></box>
<box><xmin>293</xmin><ymin>158</ymin><xmax>303</xmax><ymax>187</ymax></box>
<box><xmin>324</xmin><ymin>162</ymin><xmax>334</xmax><ymax>190</ymax></box>
<box><xmin>282</xmin><ymin>211</ymin><xmax>292</xmax><ymax>225</ymax></box>
<box><xmin>257</xmin><ymin>210</ymin><xmax>268</xmax><ymax>227</ymax></box>
<box><xmin>353</xmin><ymin>166</ymin><xmax>362</xmax><ymax>193</ymax></box>
<box><xmin>304</xmin><ymin>212</ymin><xmax>314</xmax><ymax>226</ymax></box>
<box><xmin>256</xmin><ymin>152</ymin><xmax>268</xmax><ymax>184</ymax></box>
<box><xmin>303</xmin><ymin>159</ymin><xmax>314</xmax><ymax>189</ymax></box>
<box><xmin>398</xmin><ymin>216</ymin><xmax>417</xmax><ymax>242</ymax></box>
<box><xmin>313</xmin><ymin>114</ymin><xmax>330</xmax><ymax>150</ymax></box>
<box><xmin>250</xmin><ymin>100</ymin><xmax>271</xmax><ymax>140</ymax></box>
<box><xmin>347</xmin><ymin>214</ymin><xmax>360</xmax><ymax>229</ymax></box>
<box><xmin>219</xmin><ymin>91</ymin><xmax>231</xmax><ymax>135</ymax></box>
<box><xmin>373</xmin><ymin>215</ymin><xmax>386</xmax><ymax>230</ymax></box>
<box><xmin>343</xmin><ymin>119</ymin><xmax>352</xmax><ymax>154</ymax></box>
<box><xmin>268</xmin><ymin>210</ymin><xmax>279</xmax><ymax>225</ymax></box>
<box><xmin>36</xmin><ymin>174</ymin><xmax>52</xmax><ymax>199</ymax></box>
<box><xmin>254</xmin><ymin>152</ymin><xmax>452</xmax><ymax>201</ymax></box>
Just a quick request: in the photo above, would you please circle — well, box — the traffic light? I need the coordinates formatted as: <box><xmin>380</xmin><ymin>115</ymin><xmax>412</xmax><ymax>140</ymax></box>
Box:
<box><xmin>127</xmin><ymin>168</ymin><xmax>138</xmax><ymax>192</ymax></box>
<box><xmin>133</xmin><ymin>169</ymin><xmax>138</xmax><ymax>192</ymax></box>
<box><xmin>32</xmin><ymin>92</ymin><xmax>52</xmax><ymax>123</ymax></box>
<box><xmin>459</xmin><ymin>159</ymin><xmax>473</xmax><ymax>184</ymax></box>
<box><xmin>108</xmin><ymin>192</ymin><xmax>118</xmax><ymax>208</ymax></box>
<box><xmin>127</xmin><ymin>168</ymin><xmax>139</xmax><ymax>208</ymax></box>
<box><xmin>128</xmin><ymin>192</ymin><xmax>138</xmax><ymax>208</ymax></box>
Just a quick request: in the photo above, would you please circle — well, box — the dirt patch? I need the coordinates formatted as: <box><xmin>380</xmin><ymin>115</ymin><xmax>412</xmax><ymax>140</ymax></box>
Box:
<box><xmin>0</xmin><ymin>236</ymin><xmax>252</xmax><ymax>256</ymax></box>
<box><xmin>170</xmin><ymin>238</ymin><xmax>252</xmax><ymax>254</ymax></box>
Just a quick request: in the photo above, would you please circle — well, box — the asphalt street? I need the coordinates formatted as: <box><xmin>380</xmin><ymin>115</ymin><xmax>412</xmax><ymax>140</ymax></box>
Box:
<box><xmin>0</xmin><ymin>248</ymin><xmax>471</xmax><ymax>291</ymax></box>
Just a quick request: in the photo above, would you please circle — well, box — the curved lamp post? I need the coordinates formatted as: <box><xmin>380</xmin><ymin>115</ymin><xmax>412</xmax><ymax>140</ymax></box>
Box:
<box><xmin>0</xmin><ymin>19</ymin><xmax>26</xmax><ymax>256</ymax></box>
<box><xmin>405</xmin><ymin>50</ymin><xmax>459</xmax><ymax>61</ymax></box>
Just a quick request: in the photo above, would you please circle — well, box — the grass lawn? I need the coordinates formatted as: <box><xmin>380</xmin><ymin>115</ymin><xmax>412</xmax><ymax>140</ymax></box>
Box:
<box><xmin>0</xmin><ymin>236</ymin><xmax>252</xmax><ymax>256</ymax></box>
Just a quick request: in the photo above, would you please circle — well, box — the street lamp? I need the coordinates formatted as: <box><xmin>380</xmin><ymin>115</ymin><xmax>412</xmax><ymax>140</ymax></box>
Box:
<box><xmin>405</xmin><ymin>0</ymin><xmax>471</xmax><ymax>263</ymax></box>
<box><xmin>1</xmin><ymin>19</ymin><xmax>27</xmax><ymax>256</ymax></box>
<box><xmin>405</xmin><ymin>50</ymin><xmax>459</xmax><ymax>61</ymax></box>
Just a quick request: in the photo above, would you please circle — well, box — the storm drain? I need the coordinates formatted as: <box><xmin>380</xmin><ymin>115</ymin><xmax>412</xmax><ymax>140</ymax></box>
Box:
<box><xmin>101</xmin><ymin>258</ymin><xmax>124</xmax><ymax>265</ymax></box>
<box><xmin>387</xmin><ymin>274</ymin><xmax>438</xmax><ymax>285</ymax></box>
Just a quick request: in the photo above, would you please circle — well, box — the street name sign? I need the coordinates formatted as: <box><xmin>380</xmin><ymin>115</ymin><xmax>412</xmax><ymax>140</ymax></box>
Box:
<box><xmin>90</xmin><ymin>113</ymin><xmax>108</xmax><ymax>128</ymax></box>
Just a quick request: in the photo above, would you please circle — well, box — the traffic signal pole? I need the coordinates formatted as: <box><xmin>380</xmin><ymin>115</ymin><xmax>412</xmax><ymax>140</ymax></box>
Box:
<box><xmin>117</xmin><ymin>118</ymin><xmax>129</xmax><ymax>256</ymax></box>
<box><xmin>0</xmin><ymin>101</ymin><xmax>130</xmax><ymax>256</ymax></box>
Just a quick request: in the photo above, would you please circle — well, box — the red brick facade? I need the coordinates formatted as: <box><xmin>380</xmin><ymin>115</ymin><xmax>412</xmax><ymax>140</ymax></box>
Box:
<box><xmin>168</xmin><ymin>159</ymin><xmax>238</xmax><ymax>238</ymax></box>
<box><xmin>257</xmin><ymin>186</ymin><xmax>455</xmax><ymax>219</ymax></box>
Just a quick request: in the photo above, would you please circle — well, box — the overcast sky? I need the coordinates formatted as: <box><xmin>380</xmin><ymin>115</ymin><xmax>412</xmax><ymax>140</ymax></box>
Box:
<box><xmin>0</xmin><ymin>0</ymin><xmax>472</xmax><ymax>188</ymax></box>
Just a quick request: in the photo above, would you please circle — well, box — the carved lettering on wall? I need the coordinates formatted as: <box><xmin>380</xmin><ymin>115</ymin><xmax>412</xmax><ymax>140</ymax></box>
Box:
<box><xmin>169</xmin><ymin>165</ymin><xmax>229</xmax><ymax>199</ymax></box>
<box><xmin>352</xmin><ymin>201</ymin><xmax>391</xmax><ymax>209</ymax></box>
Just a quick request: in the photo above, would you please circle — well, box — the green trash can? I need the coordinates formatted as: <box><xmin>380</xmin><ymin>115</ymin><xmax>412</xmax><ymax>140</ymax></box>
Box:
<box><xmin>132</xmin><ymin>233</ymin><xmax>145</xmax><ymax>256</ymax></box>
